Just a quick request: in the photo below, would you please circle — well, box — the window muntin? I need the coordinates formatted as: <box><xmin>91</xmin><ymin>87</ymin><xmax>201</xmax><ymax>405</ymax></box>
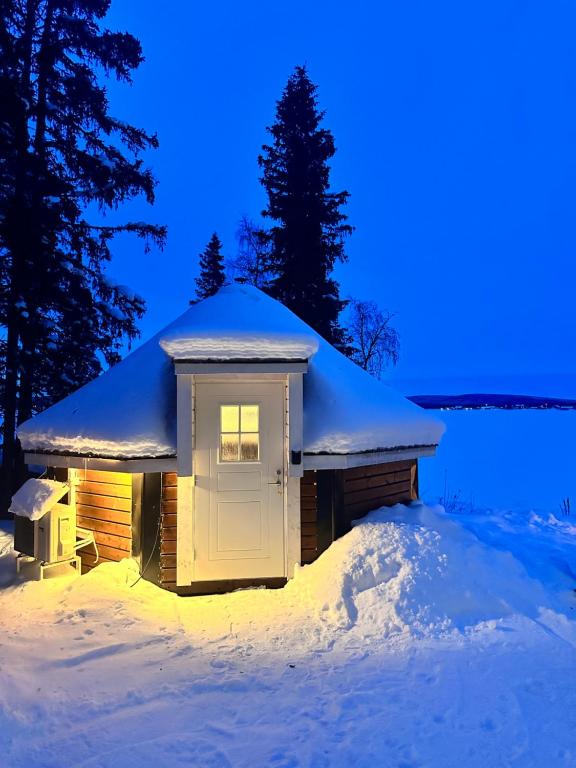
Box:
<box><xmin>220</xmin><ymin>404</ymin><xmax>260</xmax><ymax>462</ymax></box>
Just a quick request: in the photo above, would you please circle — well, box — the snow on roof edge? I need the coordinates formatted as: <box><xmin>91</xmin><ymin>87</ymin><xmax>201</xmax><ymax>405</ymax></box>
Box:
<box><xmin>303</xmin><ymin>443</ymin><xmax>439</xmax><ymax>456</ymax></box>
<box><xmin>24</xmin><ymin>443</ymin><xmax>438</xmax><ymax>465</ymax></box>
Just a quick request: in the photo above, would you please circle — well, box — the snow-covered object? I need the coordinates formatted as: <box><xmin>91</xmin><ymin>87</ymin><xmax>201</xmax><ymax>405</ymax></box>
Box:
<box><xmin>9</xmin><ymin>479</ymin><xmax>68</xmax><ymax>521</ymax></box>
<box><xmin>304</xmin><ymin>341</ymin><xmax>443</xmax><ymax>453</ymax></box>
<box><xmin>159</xmin><ymin>288</ymin><xmax>319</xmax><ymax>360</ymax></box>
<box><xmin>17</xmin><ymin>284</ymin><xmax>444</xmax><ymax>458</ymax></box>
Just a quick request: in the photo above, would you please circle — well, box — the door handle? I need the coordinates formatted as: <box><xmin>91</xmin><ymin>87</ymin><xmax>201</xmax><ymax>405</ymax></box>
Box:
<box><xmin>267</xmin><ymin>469</ymin><xmax>282</xmax><ymax>489</ymax></box>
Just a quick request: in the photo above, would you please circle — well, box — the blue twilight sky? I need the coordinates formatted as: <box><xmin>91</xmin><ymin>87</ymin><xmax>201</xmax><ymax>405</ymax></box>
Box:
<box><xmin>101</xmin><ymin>0</ymin><xmax>576</xmax><ymax>383</ymax></box>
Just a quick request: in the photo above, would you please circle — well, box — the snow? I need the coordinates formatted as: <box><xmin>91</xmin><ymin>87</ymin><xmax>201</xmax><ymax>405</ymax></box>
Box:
<box><xmin>18</xmin><ymin>284</ymin><xmax>443</xmax><ymax>459</ymax></box>
<box><xmin>101</xmin><ymin>275</ymin><xmax>145</xmax><ymax>305</ymax></box>
<box><xmin>9</xmin><ymin>478</ymin><xmax>68</xmax><ymax>521</ymax></box>
<box><xmin>116</xmin><ymin>284</ymin><xmax>145</xmax><ymax>304</ymax></box>
<box><xmin>17</xmin><ymin>320</ymin><xmax>179</xmax><ymax>459</ymax></box>
<box><xmin>304</xmin><ymin>341</ymin><xmax>444</xmax><ymax>453</ymax></box>
<box><xmin>420</xmin><ymin>408</ymin><xmax>576</xmax><ymax>510</ymax></box>
<box><xmin>0</xmin><ymin>501</ymin><xmax>574</xmax><ymax>767</ymax></box>
<box><xmin>160</xmin><ymin>286</ymin><xmax>319</xmax><ymax>360</ymax></box>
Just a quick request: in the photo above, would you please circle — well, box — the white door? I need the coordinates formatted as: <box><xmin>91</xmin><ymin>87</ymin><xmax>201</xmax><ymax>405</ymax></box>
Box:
<box><xmin>194</xmin><ymin>381</ymin><xmax>286</xmax><ymax>581</ymax></box>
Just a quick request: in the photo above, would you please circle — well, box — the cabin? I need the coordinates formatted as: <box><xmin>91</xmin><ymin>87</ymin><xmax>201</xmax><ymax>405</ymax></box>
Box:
<box><xmin>14</xmin><ymin>284</ymin><xmax>445</xmax><ymax>594</ymax></box>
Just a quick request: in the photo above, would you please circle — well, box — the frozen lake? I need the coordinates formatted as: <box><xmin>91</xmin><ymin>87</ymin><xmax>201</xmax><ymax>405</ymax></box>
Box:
<box><xmin>419</xmin><ymin>409</ymin><xmax>576</xmax><ymax>513</ymax></box>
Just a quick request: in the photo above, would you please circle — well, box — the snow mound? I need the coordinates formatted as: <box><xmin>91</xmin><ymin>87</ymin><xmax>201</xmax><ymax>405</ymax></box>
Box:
<box><xmin>0</xmin><ymin>527</ymin><xmax>15</xmax><ymax>588</ymax></box>
<box><xmin>0</xmin><ymin>529</ymin><xmax>12</xmax><ymax>559</ymax></box>
<box><xmin>288</xmin><ymin>502</ymin><xmax>555</xmax><ymax>638</ymax></box>
<box><xmin>2</xmin><ymin>501</ymin><xmax>562</xmax><ymax>646</ymax></box>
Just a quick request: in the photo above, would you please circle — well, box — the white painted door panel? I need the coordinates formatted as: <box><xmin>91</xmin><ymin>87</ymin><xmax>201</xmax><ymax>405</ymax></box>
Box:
<box><xmin>194</xmin><ymin>381</ymin><xmax>285</xmax><ymax>581</ymax></box>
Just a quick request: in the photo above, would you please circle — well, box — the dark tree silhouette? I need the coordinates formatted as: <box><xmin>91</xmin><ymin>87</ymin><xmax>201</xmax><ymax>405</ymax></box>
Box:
<box><xmin>194</xmin><ymin>233</ymin><xmax>226</xmax><ymax>300</ymax></box>
<box><xmin>258</xmin><ymin>66</ymin><xmax>352</xmax><ymax>349</ymax></box>
<box><xmin>0</xmin><ymin>0</ymin><xmax>166</xmax><ymax>514</ymax></box>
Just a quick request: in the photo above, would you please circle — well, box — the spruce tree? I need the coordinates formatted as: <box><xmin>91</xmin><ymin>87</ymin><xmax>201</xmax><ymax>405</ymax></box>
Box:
<box><xmin>0</xmin><ymin>0</ymin><xmax>165</xmax><ymax>513</ymax></box>
<box><xmin>258</xmin><ymin>66</ymin><xmax>352</xmax><ymax>348</ymax></box>
<box><xmin>194</xmin><ymin>233</ymin><xmax>226</xmax><ymax>300</ymax></box>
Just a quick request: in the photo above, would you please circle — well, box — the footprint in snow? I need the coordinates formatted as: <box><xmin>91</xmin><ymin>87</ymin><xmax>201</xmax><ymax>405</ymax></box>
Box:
<box><xmin>210</xmin><ymin>658</ymin><xmax>229</xmax><ymax>670</ymax></box>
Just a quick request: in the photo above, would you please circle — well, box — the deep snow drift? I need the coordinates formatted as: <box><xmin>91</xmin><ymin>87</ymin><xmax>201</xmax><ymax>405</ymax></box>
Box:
<box><xmin>0</xmin><ymin>503</ymin><xmax>575</xmax><ymax>767</ymax></box>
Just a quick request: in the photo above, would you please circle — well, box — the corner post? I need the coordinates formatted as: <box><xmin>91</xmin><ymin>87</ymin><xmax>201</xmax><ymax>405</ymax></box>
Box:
<box><xmin>285</xmin><ymin>373</ymin><xmax>304</xmax><ymax>577</ymax></box>
<box><xmin>176</xmin><ymin>373</ymin><xmax>195</xmax><ymax>586</ymax></box>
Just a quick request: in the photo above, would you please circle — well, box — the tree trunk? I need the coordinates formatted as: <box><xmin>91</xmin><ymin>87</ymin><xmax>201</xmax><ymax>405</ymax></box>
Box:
<box><xmin>0</xmin><ymin>0</ymin><xmax>38</xmax><ymax>516</ymax></box>
<box><xmin>0</xmin><ymin>317</ymin><xmax>20</xmax><ymax>517</ymax></box>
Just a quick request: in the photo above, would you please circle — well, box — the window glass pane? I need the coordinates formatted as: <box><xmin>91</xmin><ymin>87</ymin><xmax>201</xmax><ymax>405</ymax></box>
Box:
<box><xmin>240</xmin><ymin>433</ymin><xmax>259</xmax><ymax>461</ymax></box>
<box><xmin>221</xmin><ymin>405</ymin><xmax>239</xmax><ymax>433</ymax></box>
<box><xmin>241</xmin><ymin>404</ymin><xmax>259</xmax><ymax>433</ymax></box>
<box><xmin>221</xmin><ymin>433</ymin><xmax>239</xmax><ymax>461</ymax></box>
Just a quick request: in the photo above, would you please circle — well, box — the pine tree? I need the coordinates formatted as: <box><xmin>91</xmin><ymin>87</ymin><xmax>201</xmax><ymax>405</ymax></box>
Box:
<box><xmin>194</xmin><ymin>233</ymin><xmax>226</xmax><ymax>301</ymax></box>
<box><xmin>258</xmin><ymin>66</ymin><xmax>352</xmax><ymax>348</ymax></box>
<box><xmin>0</xmin><ymin>0</ymin><xmax>166</xmax><ymax>513</ymax></box>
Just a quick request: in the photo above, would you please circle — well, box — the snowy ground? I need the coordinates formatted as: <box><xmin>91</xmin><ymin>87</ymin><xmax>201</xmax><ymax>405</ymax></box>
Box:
<box><xmin>420</xmin><ymin>409</ymin><xmax>576</xmax><ymax>511</ymax></box>
<box><xmin>1</xmin><ymin>501</ymin><xmax>575</xmax><ymax>768</ymax></box>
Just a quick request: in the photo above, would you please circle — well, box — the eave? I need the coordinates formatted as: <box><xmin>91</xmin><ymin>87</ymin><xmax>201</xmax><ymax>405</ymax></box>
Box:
<box><xmin>25</xmin><ymin>445</ymin><xmax>438</xmax><ymax>474</ymax></box>
<box><xmin>24</xmin><ymin>452</ymin><xmax>177</xmax><ymax>474</ymax></box>
<box><xmin>302</xmin><ymin>445</ymin><xmax>437</xmax><ymax>470</ymax></box>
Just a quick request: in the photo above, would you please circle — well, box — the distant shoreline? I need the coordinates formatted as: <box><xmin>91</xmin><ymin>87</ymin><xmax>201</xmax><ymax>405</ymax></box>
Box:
<box><xmin>408</xmin><ymin>393</ymin><xmax>576</xmax><ymax>410</ymax></box>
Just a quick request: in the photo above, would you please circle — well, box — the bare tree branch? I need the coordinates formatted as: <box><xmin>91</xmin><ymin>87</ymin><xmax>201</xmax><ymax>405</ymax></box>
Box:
<box><xmin>348</xmin><ymin>299</ymin><xmax>400</xmax><ymax>378</ymax></box>
<box><xmin>227</xmin><ymin>215</ymin><xmax>273</xmax><ymax>288</ymax></box>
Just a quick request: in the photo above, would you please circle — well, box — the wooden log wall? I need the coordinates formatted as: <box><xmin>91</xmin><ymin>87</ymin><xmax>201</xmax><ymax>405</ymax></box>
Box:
<box><xmin>301</xmin><ymin>471</ymin><xmax>318</xmax><ymax>564</ymax></box>
<box><xmin>300</xmin><ymin>460</ymin><xmax>418</xmax><ymax>565</ymax></box>
<box><xmin>75</xmin><ymin>469</ymin><xmax>132</xmax><ymax>573</ymax></box>
<box><xmin>160</xmin><ymin>472</ymin><xmax>178</xmax><ymax>590</ymax></box>
<box><xmin>341</xmin><ymin>460</ymin><xmax>417</xmax><ymax>526</ymax></box>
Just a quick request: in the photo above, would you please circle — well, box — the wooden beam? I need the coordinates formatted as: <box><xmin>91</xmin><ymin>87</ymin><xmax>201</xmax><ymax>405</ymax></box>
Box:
<box><xmin>25</xmin><ymin>454</ymin><xmax>177</xmax><ymax>473</ymax></box>
<box><xmin>303</xmin><ymin>446</ymin><xmax>436</xmax><ymax>470</ymax></box>
<box><xmin>175</xmin><ymin>362</ymin><xmax>308</xmax><ymax>375</ymax></box>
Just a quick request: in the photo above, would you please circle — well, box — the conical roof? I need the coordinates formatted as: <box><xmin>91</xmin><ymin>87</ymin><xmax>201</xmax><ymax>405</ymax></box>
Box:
<box><xmin>18</xmin><ymin>284</ymin><xmax>444</xmax><ymax>459</ymax></box>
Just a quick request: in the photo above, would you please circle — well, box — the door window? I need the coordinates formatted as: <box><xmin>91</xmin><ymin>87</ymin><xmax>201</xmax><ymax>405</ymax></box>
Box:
<box><xmin>220</xmin><ymin>405</ymin><xmax>260</xmax><ymax>462</ymax></box>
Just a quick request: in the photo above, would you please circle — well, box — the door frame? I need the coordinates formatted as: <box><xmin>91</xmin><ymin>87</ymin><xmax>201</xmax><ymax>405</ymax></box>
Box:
<box><xmin>175</xmin><ymin>370</ymin><xmax>303</xmax><ymax>588</ymax></box>
<box><xmin>194</xmin><ymin>380</ymin><xmax>286</xmax><ymax>581</ymax></box>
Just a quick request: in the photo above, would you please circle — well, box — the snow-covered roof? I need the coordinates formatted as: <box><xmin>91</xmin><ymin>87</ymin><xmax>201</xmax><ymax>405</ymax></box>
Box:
<box><xmin>10</xmin><ymin>478</ymin><xmax>69</xmax><ymax>521</ymax></box>
<box><xmin>18</xmin><ymin>284</ymin><xmax>445</xmax><ymax>459</ymax></box>
<box><xmin>159</xmin><ymin>297</ymin><xmax>318</xmax><ymax>360</ymax></box>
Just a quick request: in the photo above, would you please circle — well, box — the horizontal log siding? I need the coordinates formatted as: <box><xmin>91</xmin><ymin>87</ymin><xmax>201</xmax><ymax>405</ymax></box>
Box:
<box><xmin>75</xmin><ymin>470</ymin><xmax>132</xmax><ymax>573</ymax></box>
<box><xmin>340</xmin><ymin>460</ymin><xmax>416</xmax><ymax>532</ymax></box>
<box><xmin>301</xmin><ymin>471</ymin><xmax>318</xmax><ymax>563</ymax></box>
<box><xmin>160</xmin><ymin>472</ymin><xmax>178</xmax><ymax>589</ymax></box>
<box><xmin>300</xmin><ymin>460</ymin><xmax>418</xmax><ymax>565</ymax></box>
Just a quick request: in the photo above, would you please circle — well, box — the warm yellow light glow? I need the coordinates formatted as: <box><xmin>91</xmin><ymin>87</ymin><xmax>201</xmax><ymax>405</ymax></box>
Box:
<box><xmin>220</xmin><ymin>404</ymin><xmax>260</xmax><ymax>462</ymax></box>
<box><xmin>240</xmin><ymin>404</ymin><xmax>259</xmax><ymax>433</ymax></box>
<box><xmin>221</xmin><ymin>433</ymin><xmax>240</xmax><ymax>461</ymax></box>
<box><xmin>240</xmin><ymin>433</ymin><xmax>259</xmax><ymax>461</ymax></box>
<box><xmin>221</xmin><ymin>405</ymin><xmax>239</xmax><ymax>432</ymax></box>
